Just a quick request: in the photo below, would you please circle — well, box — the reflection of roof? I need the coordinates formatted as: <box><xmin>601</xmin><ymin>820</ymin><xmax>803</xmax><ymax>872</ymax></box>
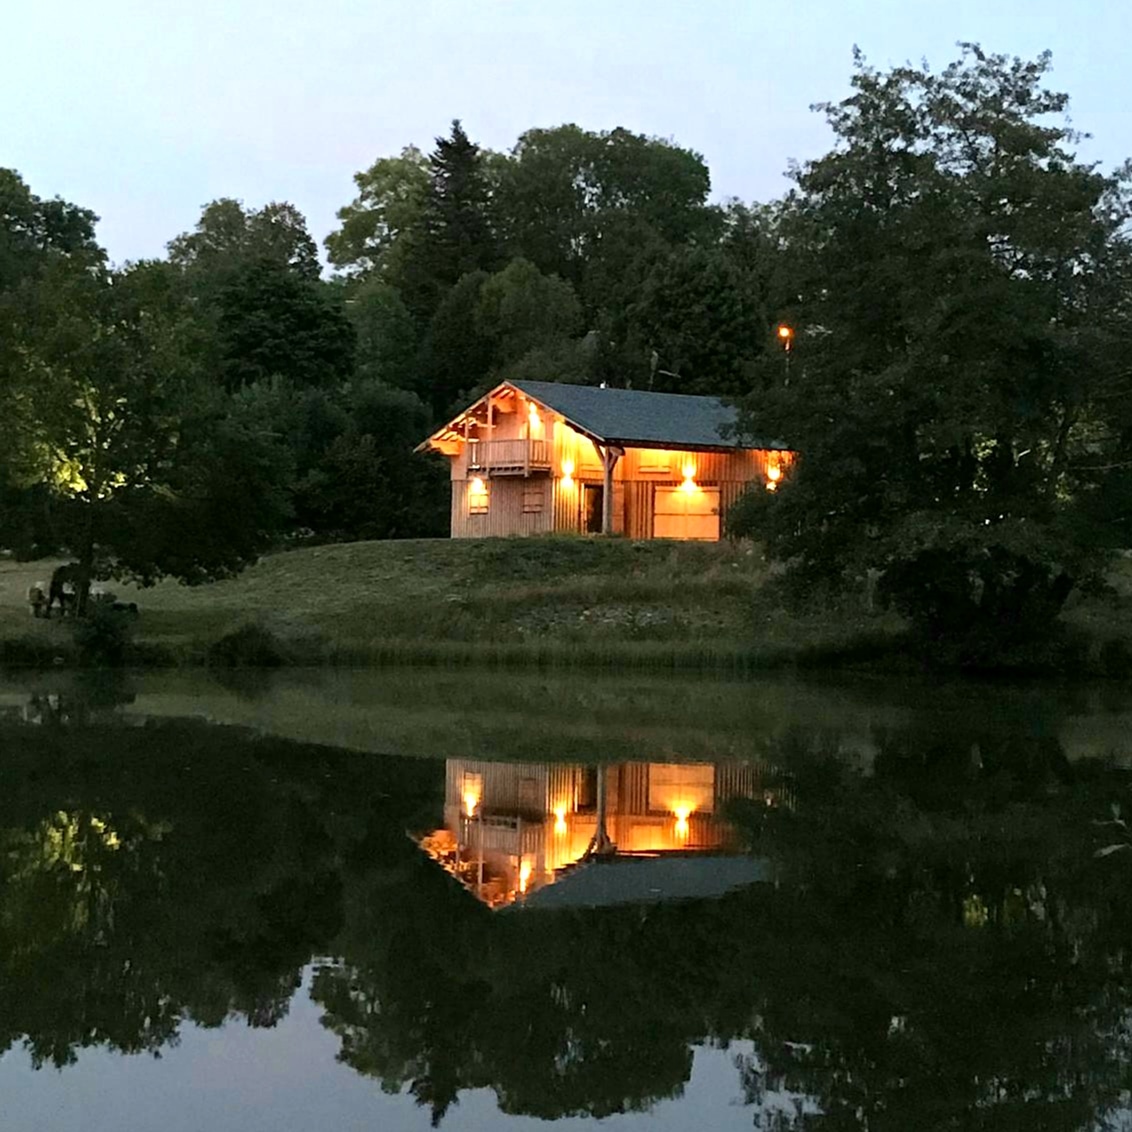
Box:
<box><xmin>506</xmin><ymin>855</ymin><xmax>771</xmax><ymax>911</ymax></box>
<box><xmin>510</xmin><ymin>380</ymin><xmax>787</xmax><ymax>452</ymax></box>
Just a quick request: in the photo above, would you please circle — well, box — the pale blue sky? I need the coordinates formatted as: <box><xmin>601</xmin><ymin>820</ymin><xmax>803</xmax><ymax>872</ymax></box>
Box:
<box><xmin>5</xmin><ymin>0</ymin><xmax>1129</xmax><ymax>266</ymax></box>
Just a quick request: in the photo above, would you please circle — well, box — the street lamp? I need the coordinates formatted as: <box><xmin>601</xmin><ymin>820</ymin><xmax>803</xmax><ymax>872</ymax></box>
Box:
<box><xmin>776</xmin><ymin>323</ymin><xmax>795</xmax><ymax>385</ymax></box>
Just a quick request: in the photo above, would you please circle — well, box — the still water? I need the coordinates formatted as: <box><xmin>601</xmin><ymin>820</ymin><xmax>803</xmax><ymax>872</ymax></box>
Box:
<box><xmin>3</xmin><ymin>668</ymin><xmax>1132</xmax><ymax>1131</ymax></box>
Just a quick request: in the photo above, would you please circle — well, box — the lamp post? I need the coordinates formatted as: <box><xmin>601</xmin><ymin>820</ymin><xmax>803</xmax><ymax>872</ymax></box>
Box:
<box><xmin>777</xmin><ymin>323</ymin><xmax>794</xmax><ymax>386</ymax></box>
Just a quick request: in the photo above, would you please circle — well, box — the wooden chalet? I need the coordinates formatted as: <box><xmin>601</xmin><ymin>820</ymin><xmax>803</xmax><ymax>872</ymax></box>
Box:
<box><xmin>416</xmin><ymin>380</ymin><xmax>793</xmax><ymax>540</ymax></box>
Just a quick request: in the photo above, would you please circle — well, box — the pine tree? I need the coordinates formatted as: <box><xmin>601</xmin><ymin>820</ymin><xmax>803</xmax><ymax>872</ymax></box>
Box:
<box><xmin>403</xmin><ymin>120</ymin><xmax>499</xmax><ymax>318</ymax></box>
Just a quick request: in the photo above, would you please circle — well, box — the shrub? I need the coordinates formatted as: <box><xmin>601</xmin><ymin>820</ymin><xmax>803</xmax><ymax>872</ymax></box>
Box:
<box><xmin>208</xmin><ymin>623</ymin><xmax>287</xmax><ymax>668</ymax></box>
<box><xmin>71</xmin><ymin>602</ymin><xmax>136</xmax><ymax>667</ymax></box>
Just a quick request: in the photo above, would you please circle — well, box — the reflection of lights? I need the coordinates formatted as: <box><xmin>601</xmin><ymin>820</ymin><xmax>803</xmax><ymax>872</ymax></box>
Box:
<box><xmin>680</xmin><ymin>462</ymin><xmax>697</xmax><ymax>494</ymax></box>
<box><xmin>554</xmin><ymin>806</ymin><xmax>567</xmax><ymax>835</ymax></box>
<box><xmin>674</xmin><ymin>806</ymin><xmax>691</xmax><ymax>840</ymax></box>
<box><xmin>519</xmin><ymin>858</ymin><xmax>532</xmax><ymax>893</ymax></box>
<box><xmin>766</xmin><ymin>454</ymin><xmax>782</xmax><ymax>492</ymax></box>
<box><xmin>560</xmin><ymin>458</ymin><xmax>574</xmax><ymax>487</ymax></box>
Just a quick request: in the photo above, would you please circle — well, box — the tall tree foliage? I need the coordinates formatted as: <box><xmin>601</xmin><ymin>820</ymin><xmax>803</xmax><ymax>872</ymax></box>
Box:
<box><xmin>400</xmin><ymin>120</ymin><xmax>500</xmax><ymax>319</ymax></box>
<box><xmin>325</xmin><ymin>146</ymin><xmax>430</xmax><ymax>278</ymax></box>
<box><xmin>10</xmin><ymin>258</ymin><xmax>291</xmax><ymax>602</ymax></box>
<box><xmin>732</xmin><ymin>46</ymin><xmax>1132</xmax><ymax>655</ymax></box>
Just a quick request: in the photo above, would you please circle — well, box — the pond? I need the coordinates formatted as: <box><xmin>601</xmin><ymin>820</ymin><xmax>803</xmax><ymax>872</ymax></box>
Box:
<box><xmin>2</xmin><ymin>668</ymin><xmax>1132</xmax><ymax>1130</ymax></box>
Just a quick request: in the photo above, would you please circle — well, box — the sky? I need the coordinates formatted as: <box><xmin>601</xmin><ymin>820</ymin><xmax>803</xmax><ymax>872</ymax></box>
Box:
<box><xmin>5</xmin><ymin>0</ymin><xmax>1130</xmax><ymax>268</ymax></box>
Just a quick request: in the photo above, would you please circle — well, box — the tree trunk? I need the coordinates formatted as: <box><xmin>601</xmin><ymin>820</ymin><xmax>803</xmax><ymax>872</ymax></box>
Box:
<box><xmin>76</xmin><ymin>504</ymin><xmax>96</xmax><ymax>618</ymax></box>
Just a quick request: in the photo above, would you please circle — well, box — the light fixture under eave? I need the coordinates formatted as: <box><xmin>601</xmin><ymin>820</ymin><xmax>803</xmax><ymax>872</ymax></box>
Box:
<box><xmin>673</xmin><ymin>806</ymin><xmax>691</xmax><ymax>840</ymax></box>
<box><xmin>766</xmin><ymin>454</ymin><xmax>783</xmax><ymax>492</ymax></box>
<box><xmin>560</xmin><ymin>457</ymin><xmax>575</xmax><ymax>487</ymax></box>
<box><xmin>554</xmin><ymin>806</ymin><xmax>568</xmax><ymax>835</ymax></box>
<box><xmin>680</xmin><ymin>461</ymin><xmax>698</xmax><ymax>494</ymax></box>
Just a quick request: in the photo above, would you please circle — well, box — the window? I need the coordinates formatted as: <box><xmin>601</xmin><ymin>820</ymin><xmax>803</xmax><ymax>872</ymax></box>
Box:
<box><xmin>468</xmin><ymin>477</ymin><xmax>489</xmax><ymax>515</ymax></box>
<box><xmin>522</xmin><ymin>487</ymin><xmax>545</xmax><ymax>513</ymax></box>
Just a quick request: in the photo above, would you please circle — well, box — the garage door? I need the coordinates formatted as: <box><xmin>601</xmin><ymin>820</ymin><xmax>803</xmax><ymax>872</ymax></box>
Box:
<box><xmin>653</xmin><ymin>486</ymin><xmax>720</xmax><ymax>540</ymax></box>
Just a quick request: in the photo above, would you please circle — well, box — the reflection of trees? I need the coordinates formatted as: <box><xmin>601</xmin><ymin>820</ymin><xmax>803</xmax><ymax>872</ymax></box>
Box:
<box><xmin>5</xmin><ymin>711</ymin><xmax>1132</xmax><ymax>1130</ymax></box>
<box><xmin>0</xmin><ymin>720</ymin><xmax>440</xmax><ymax>1069</ymax></box>
<box><xmin>314</xmin><ymin>725</ymin><xmax>1132</xmax><ymax>1129</ymax></box>
<box><xmin>724</xmin><ymin>724</ymin><xmax>1132</xmax><ymax>1130</ymax></box>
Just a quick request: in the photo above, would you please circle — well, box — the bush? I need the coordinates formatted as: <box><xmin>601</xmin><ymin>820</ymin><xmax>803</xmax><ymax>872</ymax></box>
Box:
<box><xmin>71</xmin><ymin>602</ymin><xmax>136</xmax><ymax>667</ymax></box>
<box><xmin>208</xmin><ymin>623</ymin><xmax>287</xmax><ymax>668</ymax></box>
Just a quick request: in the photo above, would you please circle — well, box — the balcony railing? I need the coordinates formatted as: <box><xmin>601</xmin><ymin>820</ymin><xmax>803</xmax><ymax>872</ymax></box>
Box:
<box><xmin>467</xmin><ymin>439</ymin><xmax>552</xmax><ymax>475</ymax></box>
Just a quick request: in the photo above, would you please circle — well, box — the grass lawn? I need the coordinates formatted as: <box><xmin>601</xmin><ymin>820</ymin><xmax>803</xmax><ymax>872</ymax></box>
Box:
<box><xmin>0</xmin><ymin>537</ymin><xmax>900</xmax><ymax>668</ymax></box>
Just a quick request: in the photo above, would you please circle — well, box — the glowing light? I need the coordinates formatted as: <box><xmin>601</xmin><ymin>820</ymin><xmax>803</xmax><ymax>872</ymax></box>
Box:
<box><xmin>463</xmin><ymin>790</ymin><xmax>480</xmax><ymax>817</ymax></box>
<box><xmin>673</xmin><ymin>806</ymin><xmax>691</xmax><ymax>840</ymax></box>
<box><xmin>777</xmin><ymin>323</ymin><xmax>794</xmax><ymax>343</ymax></box>
<box><xmin>469</xmin><ymin>476</ymin><xmax>488</xmax><ymax>497</ymax></box>
<box><xmin>560</xmin><ymin>458</ymin><xmax>575</xmax><ymax>487</ymax></box>
<box><xmin>766</xmin><ymin>453</ymin><xmax>783</xmax><ymax>492</ymax></box>
<box><xmin>518</xmin><ymin>858</ymin><xmax>532</xmax><ymax>893</ymax></box>
<box><xmin>680</xmin><ymin>461</ymin><xmax>697</xmax><ymax>494</ymax></box>
<box><xmin>554</xmin><ymin>806</ymin><xmax>567</xmax><ymax>835</ymax></box>
<box><xmin>527</xmin><ymin>403</ymin><xmax>542</xmax><ymax>437</ymax></box>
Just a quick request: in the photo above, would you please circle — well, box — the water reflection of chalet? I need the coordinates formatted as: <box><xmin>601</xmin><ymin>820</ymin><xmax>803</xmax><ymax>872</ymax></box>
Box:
<box><xmin>418</xmin><ymin>760</ymin><xmax>779</xmax><ymax>909</ymax></box>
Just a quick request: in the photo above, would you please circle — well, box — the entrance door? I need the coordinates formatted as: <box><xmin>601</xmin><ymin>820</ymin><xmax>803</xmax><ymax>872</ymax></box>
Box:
<box><xmin>653</xmin><ymin>486</ymin><xmax>721</xmax><ymax>540</ymax></box>
<box><xmin>583</xmin><ymin>484</ymin><xmax>604</xmax><ymax>534</ymax></box>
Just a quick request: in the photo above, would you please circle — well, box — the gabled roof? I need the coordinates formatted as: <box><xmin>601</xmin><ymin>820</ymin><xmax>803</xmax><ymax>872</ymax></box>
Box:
<box><xmin>511</xmin><ymin>380</ymin><xmax>786</xmax><ymax>451</ymax></box>
<box><xmin>505</xmin><ymin>854</ymin><xmax>771</xmax><ymax>911</ymax></box>
<box><xmin>417</xmin><ymin>380</ymin><xmax>788</xmax><ymax>453</ymax></box>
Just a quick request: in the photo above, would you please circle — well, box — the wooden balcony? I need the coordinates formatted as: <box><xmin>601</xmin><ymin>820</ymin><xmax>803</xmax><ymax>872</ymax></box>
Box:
<box><xmin>467</xmin><ymin>438</ymin><xmax>552</xmax><ymax>476</ymax></box>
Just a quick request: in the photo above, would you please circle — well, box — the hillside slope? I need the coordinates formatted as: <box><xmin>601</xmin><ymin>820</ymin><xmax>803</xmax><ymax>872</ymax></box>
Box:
<box><xmin>0</xmin><ymin>537</ymin><xmax>895</xmax><ymax>666</ymax></box>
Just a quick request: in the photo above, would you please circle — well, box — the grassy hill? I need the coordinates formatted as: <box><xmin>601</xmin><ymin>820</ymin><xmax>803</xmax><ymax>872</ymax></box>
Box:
<box><xmin>2</xmin><ymin>537</ymin><xmax>1128</xmax><ymax>671</ymax></box>
<box><xmin>0</xmin><ymin>537</ymin><xmax>898</xmax><ymax>668</ymax></box>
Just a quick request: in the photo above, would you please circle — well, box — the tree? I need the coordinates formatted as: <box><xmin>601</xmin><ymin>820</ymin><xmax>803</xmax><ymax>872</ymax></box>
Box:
<box><xmin>168</xmin><ymin>198</ymin><xmax>321</xmax><ymax>281</ymax></box>
<box><xmin>732</xmin><ymin>46</ymin><xmax>1132</xmax><ymax>656</ymax></box>
<box><xmin>476</xmin><ymin>257</ymin><xmax>582</xmax><ymax>368</ymax></box>
<box><xmin>11</xmin><ymin>259</ymin><xmax>291</xmax><ymax>606</ymax></box>
<box><xmin>347</xmin><ymin>278</ymin><xmax>420</xmax><ymax>391</ymax></box>
<box><xmin>213</xmin><ymin>259</ymin><xmax>356</xmax><ymax>390</ymax></box>
<box><xmin>400</xmin><ymin>121</ymin><xmax>500</xmax><ymax>318</ymax></box>
<box><xmin>627</xmin><ymin>245</ymin><xmax>769</xmax><ymax>396</ymax></box>
<box><xmin>418</xmin><ymin>269</ymin><xmax>494</xmax><ymax>416</ymax></box>
<box><xmin>324</xmin><ymin>146</ymin><xmax>431</xmax><ymax>279</ymax></box>
<box><xmin>0</xmin><ymin>170</ymin><xmax>104</xmax><ymax>487</ymax></box>
<box><xmin>496</xmin><ymin>125</ymin><xmax>717</xmax><ymax>288</ymax></box>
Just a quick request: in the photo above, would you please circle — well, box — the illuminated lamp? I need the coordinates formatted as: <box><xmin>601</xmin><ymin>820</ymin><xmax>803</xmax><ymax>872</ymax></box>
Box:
<box><xmin>776</xmin><ymin>323</ymin><xmax>795</xmax><ymax>350</ymax></box>
<box><xmin>554</xmin><ymin>806</ymin><xmax>568</xmax><ymax>835</ymax></box>
<box><xmin>766</xmin><ymin>454</ymin><xmax>782</xmax><ymax>493</ymax></box>
<box><xmin>528</xmin><ymin>402</ymin><xmax>542</xmax><ymax>436</ymax></box>
<box><xmin>680</xmin><ymin>461</ymin><xmax>697</xmax><ymax>494</ymax></box>
<box><xmin>463</xmin><ymin>789</ymin><xmax>480</xmax><ymax>817</ymax></box>
<box><xmin>673</xmin><ymin>806</ymin><xmax>691</xmax><ymax>841</ymax></box>
<box><xmin>469</xmin><ymin>476</ymin><xmax>488</xmax><ymax>497</ymax></box>
<box><xmin>560</xmin><ymin>458</ymin><xmax>575</xmax><ymax>487</ymax></box>
<box><xmin>518</xmin><ymin>858</ymin><xmax>532</xmax><ymax>894</ymax></box>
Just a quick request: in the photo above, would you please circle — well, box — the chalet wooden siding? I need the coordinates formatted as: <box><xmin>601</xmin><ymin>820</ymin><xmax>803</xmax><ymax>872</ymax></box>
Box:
<box><xmin>422</xmin><ymin>380</ymin><xmax>794</xmax><ymax>541</ymax></box>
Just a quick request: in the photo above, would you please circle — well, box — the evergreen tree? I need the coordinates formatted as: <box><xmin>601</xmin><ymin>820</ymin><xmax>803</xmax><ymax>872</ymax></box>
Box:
<box><xmin>402</xmin><ymin>120</ymin><xmax>500</xmax><ymax>318</ymax></box>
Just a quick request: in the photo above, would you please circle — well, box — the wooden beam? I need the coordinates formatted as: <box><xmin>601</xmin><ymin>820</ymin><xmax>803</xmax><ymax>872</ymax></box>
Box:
<box><xmin>600</xmin><ymin>445</ymin><xmax>622</xmax><ymax>535</ymax></box>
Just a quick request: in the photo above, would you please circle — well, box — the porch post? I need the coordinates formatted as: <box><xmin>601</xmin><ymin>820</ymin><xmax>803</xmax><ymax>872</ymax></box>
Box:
<box><xmin>600</xmin><ymin>445</ymin><xmax>621</xmax><ymax>535</ymax></box>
